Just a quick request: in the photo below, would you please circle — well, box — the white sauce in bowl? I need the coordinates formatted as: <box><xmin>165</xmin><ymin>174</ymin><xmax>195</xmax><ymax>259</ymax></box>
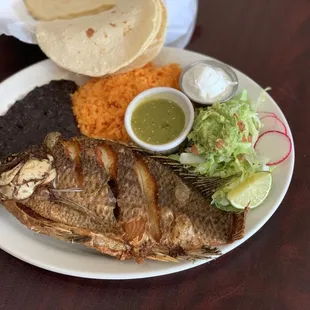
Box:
<box><xmin>180</xmin><ymin>61</ymin><xmax>239</xmax><ymax>104</ymax></box>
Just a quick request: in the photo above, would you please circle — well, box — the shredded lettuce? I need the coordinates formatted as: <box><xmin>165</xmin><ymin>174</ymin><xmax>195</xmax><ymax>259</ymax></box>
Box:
<box><xmin>179</xmin><ymin>90</ymin><xmax>270</xmax><ymax>210</ymax></box>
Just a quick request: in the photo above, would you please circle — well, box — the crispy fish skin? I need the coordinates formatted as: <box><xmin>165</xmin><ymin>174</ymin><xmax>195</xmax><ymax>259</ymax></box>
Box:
<box><xmin>4</xmin><ymin>200</ymin><xmax>130</xmax><ymax>259</ymax></box>
<box><xmin>0</xmin><ymin>132</ymin><xmax>246</xmax><ymax>263</ymax></box>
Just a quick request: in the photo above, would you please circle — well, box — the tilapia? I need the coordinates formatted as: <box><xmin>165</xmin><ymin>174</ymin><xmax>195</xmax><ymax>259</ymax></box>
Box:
<box><xmin>0</xmin><ymin>132</ymin><xmax>246</xmax><ymax>263</ymax></box>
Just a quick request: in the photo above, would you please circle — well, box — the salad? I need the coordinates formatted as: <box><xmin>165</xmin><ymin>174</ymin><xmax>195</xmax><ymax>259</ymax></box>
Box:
<box><xmin>172</xmin><ymin>90</ymin><xmax>292</xmax><ymax>211</ymax></box>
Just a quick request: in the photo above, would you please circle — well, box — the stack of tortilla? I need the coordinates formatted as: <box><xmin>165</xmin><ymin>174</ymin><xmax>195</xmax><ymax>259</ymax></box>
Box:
<box><xmin>31</xmin><ymin>0</ymin><xmax>167</xmax><ymax>77</ymax></box>
<box><xmin>25</xmin><ymin>0</ymin><xmax>116</xmax><ymax>21</ymax></box>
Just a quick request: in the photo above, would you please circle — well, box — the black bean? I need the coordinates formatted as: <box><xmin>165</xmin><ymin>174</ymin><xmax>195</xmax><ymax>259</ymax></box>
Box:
<box><xmin>0</xmin><ymin>80</ymin><xmax>80</xmax><ymax>158</ymax></box>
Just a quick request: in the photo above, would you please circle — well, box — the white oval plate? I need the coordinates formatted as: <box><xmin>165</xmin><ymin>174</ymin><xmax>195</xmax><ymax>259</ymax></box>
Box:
<box><xmin>0</xmin><ymin>47</ymin><xmax>294</xmax><ymax>280</ymax></box>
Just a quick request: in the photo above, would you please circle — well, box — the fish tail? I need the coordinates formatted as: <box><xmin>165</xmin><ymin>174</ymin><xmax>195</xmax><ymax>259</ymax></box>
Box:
<box><xmin>230</xmin><ymin>208</ymin><xmax>249</xmax><ymax>242</ymax></box>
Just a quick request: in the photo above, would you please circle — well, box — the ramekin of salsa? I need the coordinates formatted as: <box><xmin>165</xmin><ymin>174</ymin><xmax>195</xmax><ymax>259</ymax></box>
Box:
<box><xmin>125</xmin><ymin>87</ymin><xmax>194</xmax><ymax>153</ymax></box>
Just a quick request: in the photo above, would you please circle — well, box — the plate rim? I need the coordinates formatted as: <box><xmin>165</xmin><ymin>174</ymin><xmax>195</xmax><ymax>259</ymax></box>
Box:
<box><xmin>0</xmin><ymin>47</ymin><xmax>295</xmax><ymax>280</ymax></box>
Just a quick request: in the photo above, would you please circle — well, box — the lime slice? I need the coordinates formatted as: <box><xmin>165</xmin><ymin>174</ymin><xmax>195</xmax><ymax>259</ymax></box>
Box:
<box><xmin>227</xmin><ymin>172</ymin><xmax>272</xmax><ymax>209</ymax></box>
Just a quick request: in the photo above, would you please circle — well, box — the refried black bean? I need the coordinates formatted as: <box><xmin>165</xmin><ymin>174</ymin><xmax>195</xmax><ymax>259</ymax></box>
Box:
<box><xmin>0</xmin><ymin>80</ymin><xmax>81</xmax><ymax>158</ymax></box>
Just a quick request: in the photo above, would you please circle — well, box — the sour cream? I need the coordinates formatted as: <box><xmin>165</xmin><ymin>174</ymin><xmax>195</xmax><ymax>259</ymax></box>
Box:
<box><xmin>180</xmin><ymin>60</ymin><xmax>238</xmax><ymax>104</ymax></box>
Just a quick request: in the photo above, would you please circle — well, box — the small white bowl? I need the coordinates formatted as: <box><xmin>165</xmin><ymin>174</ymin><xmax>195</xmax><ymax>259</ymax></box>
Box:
<box><xmin>179</xmin><ymin>60</ymin><xmax>239</xmax><ymax>105</ymax></box>
<box><xmin>125</xmin><ymin>87</ymin><xmax>194</xmax><ymax>154</ymax></box>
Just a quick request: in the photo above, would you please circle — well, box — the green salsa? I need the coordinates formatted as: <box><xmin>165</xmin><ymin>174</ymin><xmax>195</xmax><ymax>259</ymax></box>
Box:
<box><xmin>131</xmin><ymin>98</ymin><xmax>186</xmax><ymax>145</ymax></box>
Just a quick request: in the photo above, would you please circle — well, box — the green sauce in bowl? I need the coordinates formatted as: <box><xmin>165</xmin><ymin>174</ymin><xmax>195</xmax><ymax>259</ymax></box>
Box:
<box><xmin>131</xmin><ymin>98</ymin><xmax>185</xmax><ymax>145</ymax></box>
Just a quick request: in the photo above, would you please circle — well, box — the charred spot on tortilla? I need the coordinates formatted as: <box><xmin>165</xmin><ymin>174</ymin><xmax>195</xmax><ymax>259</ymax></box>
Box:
<box><xmin>124</xmin><ymin>26</ymin><xmax>133</xmax><ymax>36</ymax></box>
<box><xmin>0</xmin><ymin>80</ymin><xmax>80</xmax><ymax>158</ymax></box>
<box><xmin>86</xmin><ymin>28</ymin><xmax>95</xmax><ymax>38</ymax></box>
<box><xmin>109</xmin><ymin>23</ymin><xmax>117</xmax><ymax>27</ymax></box>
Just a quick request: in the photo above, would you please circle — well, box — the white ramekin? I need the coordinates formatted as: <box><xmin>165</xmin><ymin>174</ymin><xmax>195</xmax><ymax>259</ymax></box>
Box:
<box><xmin>124</xmin><ymin>87</ymin><xmax>194</xmax><ymax>154</ymax></box>
<box><xmin>179</xmin><ymin>60</ymin><xmax>239</xmax><ymax>105</ymax></box>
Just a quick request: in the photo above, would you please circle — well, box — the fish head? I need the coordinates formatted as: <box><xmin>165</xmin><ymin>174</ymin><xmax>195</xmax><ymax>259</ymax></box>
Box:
<box><xmin>0</xmin><ymin>147</ymin><xmax>56</xmax><ymax>201</ymax></box>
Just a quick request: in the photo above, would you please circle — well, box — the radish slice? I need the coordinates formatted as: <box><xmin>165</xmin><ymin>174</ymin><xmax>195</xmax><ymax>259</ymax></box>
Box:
<box><xmin>254</xmin><ymin>130</ymin><xmax>292</xmax><ymax>166</ymax></box>
<box><xmin>260</xmin><ymin>115</ymin><xmax>287</xmax><ymax>135</ymax></box>
<box><xmin>257</xmin><ymin>111</ymin><xmax>276</xmax><ymax>118</ymax></box>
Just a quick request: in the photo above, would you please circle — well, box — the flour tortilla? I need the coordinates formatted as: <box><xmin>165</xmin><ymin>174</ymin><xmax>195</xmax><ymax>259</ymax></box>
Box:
<box><xmin>36</xmin><ymin>0</ymin><xmax>160</xmax><ymax>77</ymax></box>
<box><xmin>25</xmin><ymin>0</ymin><xmax>116</xmax><ymax>21</ymax></box>
<box><xmin>115</xmin><ymin>0</ymin><xmax>168</xmax><ymax>74</ymax></box>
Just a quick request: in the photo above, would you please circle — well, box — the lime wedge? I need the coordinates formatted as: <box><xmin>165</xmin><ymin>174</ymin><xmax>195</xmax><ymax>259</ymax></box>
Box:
<box><xmin>227</xmin><ymin>172</ymin><xmax>272</xmax><ymax>209</ymax></box>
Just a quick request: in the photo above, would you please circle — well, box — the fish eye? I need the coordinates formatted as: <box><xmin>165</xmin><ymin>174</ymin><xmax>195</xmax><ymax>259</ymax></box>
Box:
<box><xmin>5</xmin><ymin>156</ymin><xmax>16</xmax><ymax>163</ymax></box>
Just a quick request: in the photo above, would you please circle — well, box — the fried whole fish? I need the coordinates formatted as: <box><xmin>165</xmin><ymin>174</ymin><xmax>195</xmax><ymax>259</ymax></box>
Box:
<box><xmin>0</xmin><ymin>132</ymin><xmax>246</xmax><ymax>263</ymax></box>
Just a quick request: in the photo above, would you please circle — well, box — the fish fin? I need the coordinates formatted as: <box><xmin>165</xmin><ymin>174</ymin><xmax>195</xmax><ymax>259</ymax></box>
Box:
<box><xmin>41</xmin><ymin>224</ymin><xmax>92</xmax><ymax>244</ymax></box>
<box><xmin>148</xmin><ymin>246</ymin><xmax>221</xmax><ymax>262</ymax></box>
<box><xmin>230</xmin><ymin>208</ymin><xmax>248</xmax><ymax>242</ymax></box>
<box><xmin>179</xmin><ymin>246</ymin><xmax>222</xmax><ymax>260</ymax></box>
<box><xmin>3</xmin><ymin>200</ymin><xmax>129</xmax><ymax>258</ymax></box>
<box><xmin>145</xmin><ymin>155</ymin><xmax>237</xmax><ymax>200</ymax></box>
<box><xmin>49</xmin><ymin>195</ymin><xmax>103</xmax><ymax>223</ymax></box>
<box><xmin>167</xmin><ymin>245</ymin><xmax>221</xmax><ymax>261</ymax></box>
<box><xmin>2</xmin><ymin>200</ymin><xmax>91</xmax><ymax>244</ymax></box>
<box><xmin>90</xmin><ymin>139</ymin><xmax>234</xmax><ymax>199</ymax></box>
<box><xmin>147</xmin><ymin>253</ymin><xmax>180</xmax><ymax>263</ymax></box>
